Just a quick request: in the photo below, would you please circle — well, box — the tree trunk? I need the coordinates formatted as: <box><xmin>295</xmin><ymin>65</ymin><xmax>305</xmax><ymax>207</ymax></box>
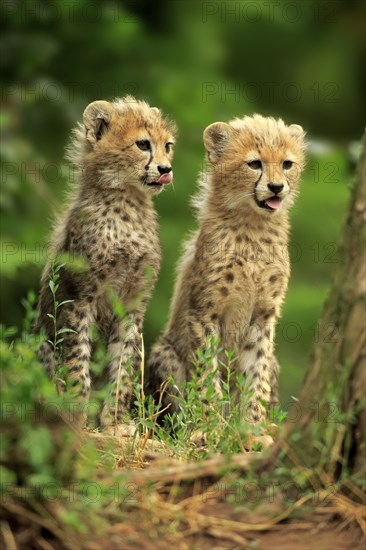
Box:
<box><xmin>285</xmin><ymin>132</ymin><xmax>366</xmax><ymax>480</ymax></box>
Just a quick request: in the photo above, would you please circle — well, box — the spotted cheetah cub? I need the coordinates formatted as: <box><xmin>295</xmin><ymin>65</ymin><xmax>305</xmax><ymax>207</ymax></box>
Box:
<box><xmin>147</xmin><ymin>114</ymin><xmax>305</xmax><ymax>423</ymax></box>
<box><xmin>35</xmin><ymin>96</ymin><xmax>176</xmax><ymax>427</ymax></box>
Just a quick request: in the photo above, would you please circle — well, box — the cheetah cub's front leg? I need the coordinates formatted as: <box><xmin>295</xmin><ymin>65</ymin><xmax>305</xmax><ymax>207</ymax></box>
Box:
<box><xmin>239</xmin><ymin>316</ymin><xmax>277</xmax><ymax>423</ymax></box>
<box><xmin>99</xmin><ymin>313</ymin><xmax>143</xmax><ymax>427</ymax></box>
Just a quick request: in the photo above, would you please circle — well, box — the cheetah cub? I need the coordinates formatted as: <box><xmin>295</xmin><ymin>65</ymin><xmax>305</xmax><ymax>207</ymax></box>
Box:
<box><xmin>147</xmin><ymin>114</ymin><xmax>305</xmax><ymax>423</ymax></box>
<box><xmin>35</xmin><ymin>96</ymin><xmax>176</xmax><ymax>427</ymax></box>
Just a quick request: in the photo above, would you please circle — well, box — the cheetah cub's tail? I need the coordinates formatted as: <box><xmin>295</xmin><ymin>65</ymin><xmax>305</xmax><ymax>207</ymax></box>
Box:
<box><xmin>145</xmin><ymin>337</ymin><xmax>186</xmax><ymax>417</ymax></box>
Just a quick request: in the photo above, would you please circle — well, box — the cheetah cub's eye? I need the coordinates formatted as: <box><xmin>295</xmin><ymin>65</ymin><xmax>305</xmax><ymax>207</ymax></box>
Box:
<box><xmin>165</xmin><ymin>142</ymin><xmax>173</xmax><ymax>154</ymax></box>
<box><xmin>247</xmin><ymin>160</ymin><xmax>262</xmax><ymax>170</ymax></box>
<box><xmin>136</xmin><ymin>140</ymin><xmax>151</xmax><ymax>151</ymax></box>
<box><xmin>283</xmin><ymin>160</ymin><xmax>293</xmax><ymax>170</ymax></box>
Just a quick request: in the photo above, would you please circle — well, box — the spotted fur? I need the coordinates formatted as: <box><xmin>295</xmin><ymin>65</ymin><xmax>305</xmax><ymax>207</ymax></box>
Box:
<box><xmin>34</xmin><ymin>96</ymin><xmax>176</xmax><ymax>427</ymax></box>
<box><xmin>147</xmin><ymin>114</ymin><xmax>306</xmax><ymax>423</ymax></box>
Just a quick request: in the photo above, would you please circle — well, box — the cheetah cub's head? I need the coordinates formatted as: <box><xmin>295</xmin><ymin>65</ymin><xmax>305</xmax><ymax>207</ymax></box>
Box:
<box><xmin>203</xmin><ymin>114</ymin><xmax>306</xmax><ymax>214</ymax></box>
<box><xmin>70</xmin><ymin>96</ymin><xmax>176</xmax><ymax>194</ymax></box>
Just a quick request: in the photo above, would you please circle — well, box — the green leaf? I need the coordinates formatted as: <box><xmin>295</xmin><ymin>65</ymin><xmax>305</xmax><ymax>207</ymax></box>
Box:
<box><xmin>57</xmin><ymin>328</ymin><xmax>77</xmax><ymax>335</ymax></box>
<box><xmin>58</xmin><ymin>300</ymin><xmax>74</xmax><ymax>307</ymax></box>
<box><xmin>54</xmin><ymin>263</ymin><xmax>65</xmax><ymax>273</ymax></box>
<box><xmin>20</xmin><ymin>426</ymin><xmax>53</xmax><ymax>470</ymax></box>
<box><xmin>59</xmin><ymin>511</ymin><xmax>87</xmax><ymax>533</ymax></box>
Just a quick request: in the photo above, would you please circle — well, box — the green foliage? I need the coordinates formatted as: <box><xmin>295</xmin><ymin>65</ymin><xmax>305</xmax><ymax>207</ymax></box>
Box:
<box><xmin>0</xmin><ymin>308</ymin><xmax>132</xmax><ymax>531</ymax></box>
<box><xmin>0</xmin><ymin>322</ymin><xmax>72</xmax><ymax>490</ymax></box>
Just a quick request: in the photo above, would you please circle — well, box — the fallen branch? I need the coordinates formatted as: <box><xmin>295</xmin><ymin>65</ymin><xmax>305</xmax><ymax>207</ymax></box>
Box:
<box><xmin>127</xmin><ymin>450</ymin><xmax>261</xmax><ymax>484</ymax></box>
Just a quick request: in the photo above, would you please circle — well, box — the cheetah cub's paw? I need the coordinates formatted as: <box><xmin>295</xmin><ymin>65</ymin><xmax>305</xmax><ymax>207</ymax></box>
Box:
<box><xmin>245</xmin><ymin>400</ymin><xmax>267</xmax><ymax>424</ymax></box>
<box><xmin>190</xmin><ymin>429</ymin><xmax>208</xmax><ymax>448</ymax></box>
<box><xmin>104</xmin><ymin>422</ymin><xmax>137</xmax><ymax>438</ymax></box>
<box><xmin>246</xmin><ymin>434</ymin><xmax>274</xmax><ymax>451</ymax></box>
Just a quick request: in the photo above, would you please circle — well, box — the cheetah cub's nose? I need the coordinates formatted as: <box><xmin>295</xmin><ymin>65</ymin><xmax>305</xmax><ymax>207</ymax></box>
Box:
<box><xmin>268</xmin><ymin>183</ymin><xmax>284</xmax><ymax>195</ymax></box>
<box><xmin>158</xmin><ymin>165</ymin><xmax>172</xmax><ymax>174</ymax></box>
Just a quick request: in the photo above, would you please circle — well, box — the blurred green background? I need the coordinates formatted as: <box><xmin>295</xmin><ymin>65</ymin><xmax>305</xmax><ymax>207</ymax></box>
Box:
<box><xmin>1</xmin><ymin>0</ymin><xmax>365</xmax><ymax>404</ymax></box>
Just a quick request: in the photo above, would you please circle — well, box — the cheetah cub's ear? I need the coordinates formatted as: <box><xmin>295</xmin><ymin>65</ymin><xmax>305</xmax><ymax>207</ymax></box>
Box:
<box><xmin>83</xmin><ymin>100</ymin><xmax>114</xmax><ymax>146</ymax></box>
<box><xmin>203</xmin><ymin>121</ymin><xmax>232</xmax><ymax>163</ymax></box>
<box><xmin>288</xmin><ymin>124</ymin><xmax>305</xmax><ymax>140</ymax></box>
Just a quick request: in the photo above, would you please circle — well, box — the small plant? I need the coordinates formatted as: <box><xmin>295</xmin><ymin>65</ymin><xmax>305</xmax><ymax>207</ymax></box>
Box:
<box><xmin>47</xmin><ymin>262</ymin><xmax>76</xmax><ymax>363</ymax></box>
<box><xmin>136</xmin><ymin>336</ymin><xmax>288</xmax><ymax>460</ymax></box>
<box><xmin>21</xmin><ymin>289</ymin><xmax>37</xmax><ymax>334</ymax></box>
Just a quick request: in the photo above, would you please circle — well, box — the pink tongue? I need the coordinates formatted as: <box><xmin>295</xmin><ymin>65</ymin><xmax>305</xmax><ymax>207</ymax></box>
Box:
<box><xmin>265</xmin><ymin>197</ymin><xmax>281</xmax><ymax>210</ymax></box>
<box><xmin>156</xmin><ymin>172</ymin><xmax>172</xmax><ymax>185</ymax></box>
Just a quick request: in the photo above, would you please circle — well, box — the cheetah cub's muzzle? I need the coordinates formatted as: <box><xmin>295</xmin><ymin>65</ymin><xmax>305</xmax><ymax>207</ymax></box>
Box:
<box><xmin>144</xmin><ymin>165</ymin><xmax>173</xmax><ymax>191</ymax></box>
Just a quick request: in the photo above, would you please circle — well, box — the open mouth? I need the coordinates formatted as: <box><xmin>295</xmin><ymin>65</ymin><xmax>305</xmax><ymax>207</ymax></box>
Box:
<box><xmin>256</xmin><ymin>196</ymin><xmax>282</xmax><ymax>211</ymax></box>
